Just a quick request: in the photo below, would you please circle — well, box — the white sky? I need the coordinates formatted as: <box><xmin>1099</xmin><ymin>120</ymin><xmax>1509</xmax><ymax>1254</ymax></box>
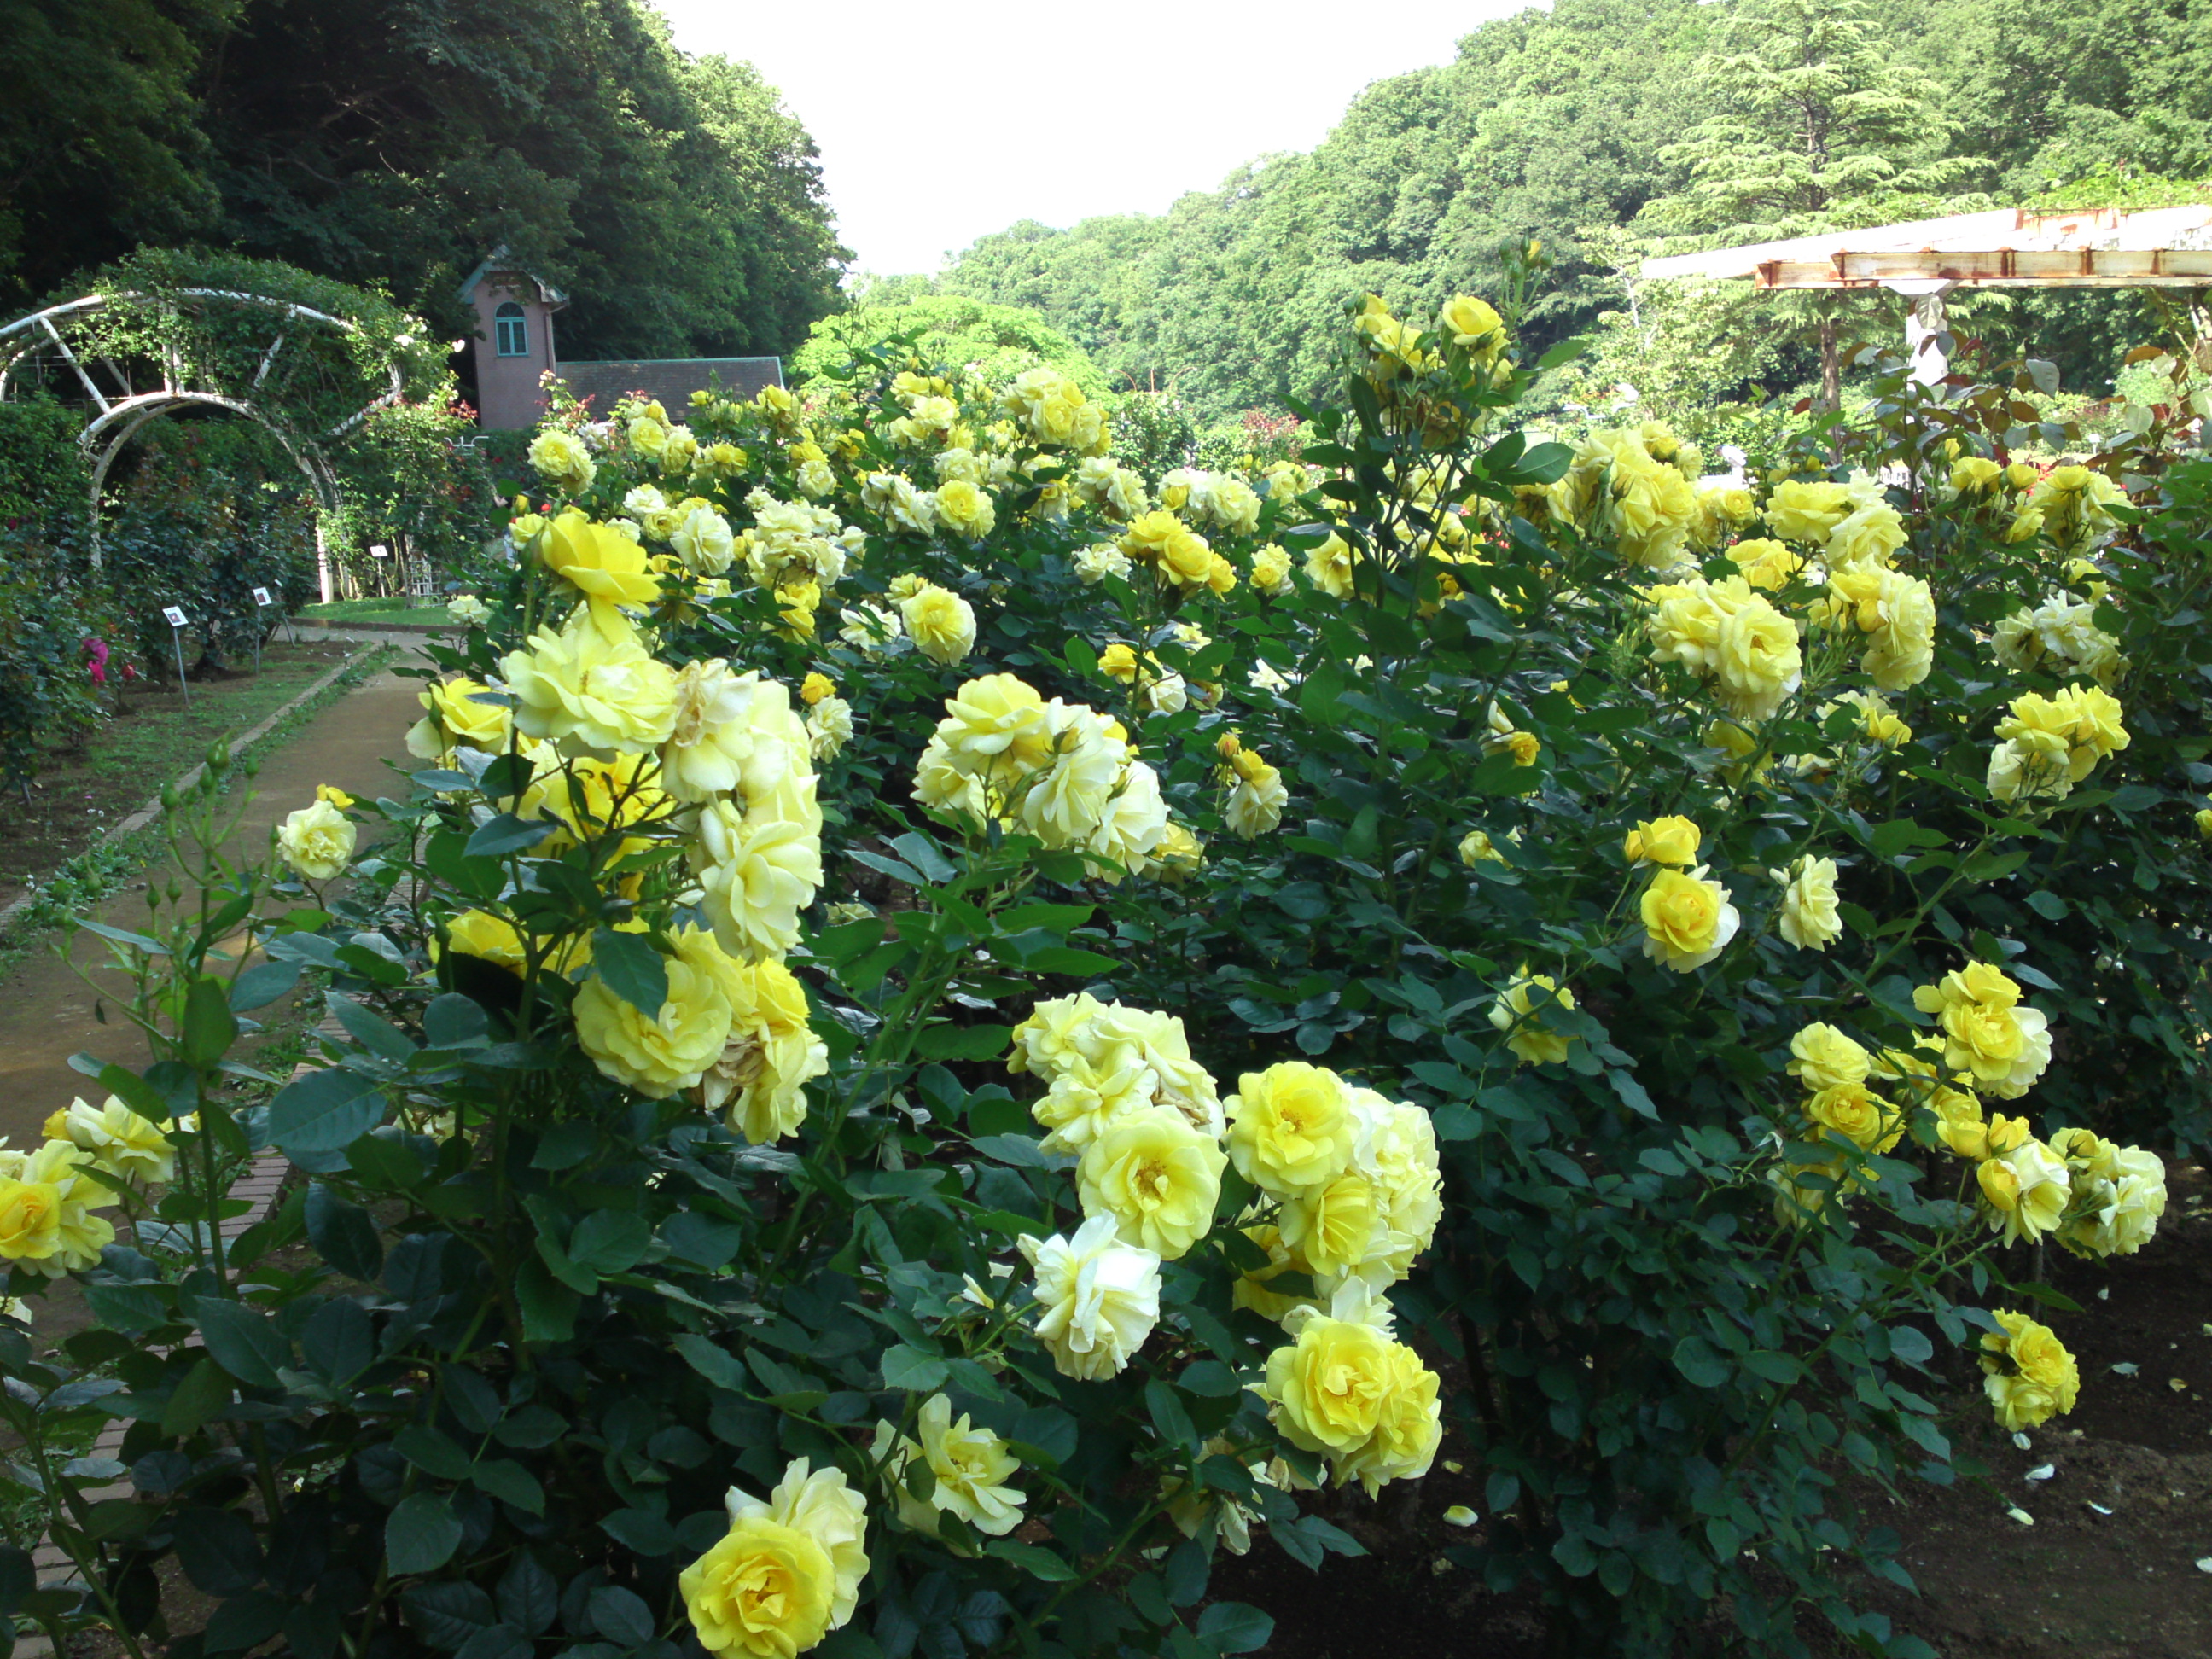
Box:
<box><xmin>654</xmin><ymin>0</ymin><xmax>1534</xmax><ymax>277</ymax></box>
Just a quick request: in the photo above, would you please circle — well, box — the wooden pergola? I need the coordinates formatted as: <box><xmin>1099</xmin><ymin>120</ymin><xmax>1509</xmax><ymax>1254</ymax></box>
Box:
<box><xmin>1642</xmin><ymin>206</ymin><xmax>2212</xmax><ymax>383</ymax></box>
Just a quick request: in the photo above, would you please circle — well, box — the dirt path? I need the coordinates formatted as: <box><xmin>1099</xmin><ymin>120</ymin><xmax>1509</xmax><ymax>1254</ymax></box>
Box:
<box><xmin>0</xmin><ymin>663</ymin><xmax>425</xmax><ymax>1154</ymax></box>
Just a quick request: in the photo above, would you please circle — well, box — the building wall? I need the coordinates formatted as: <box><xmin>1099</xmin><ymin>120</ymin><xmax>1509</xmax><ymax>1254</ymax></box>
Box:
<box><xmin>466</xmin><ymin>273</ymin><xmax>559</xmax><ymax>431</ymax></box>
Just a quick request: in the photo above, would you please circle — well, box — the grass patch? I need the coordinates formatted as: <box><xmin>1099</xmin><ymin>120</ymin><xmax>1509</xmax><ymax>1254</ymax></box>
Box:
<box><xmin>0</xmin><ymin>647</ymin><xmax>393</xmax><ymax>981</ymax></box>
<box><xmin>300</xmin><ymin>597</ymin><xmax>449</xmax><ymax>626</ymax></box>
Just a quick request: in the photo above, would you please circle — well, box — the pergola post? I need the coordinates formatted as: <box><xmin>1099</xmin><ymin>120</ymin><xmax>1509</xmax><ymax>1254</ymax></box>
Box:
<box><xmin>1890</xmin><ymin>279</ymin><xmax>1957</xmax><ymax>387</ymax></box>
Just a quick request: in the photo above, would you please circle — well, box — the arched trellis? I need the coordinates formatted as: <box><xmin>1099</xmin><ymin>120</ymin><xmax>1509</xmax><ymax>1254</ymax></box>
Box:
<box><xmin>0</xmin><ymin>288</ymin><xmax>410</xmax><ymax>601</ymax></box>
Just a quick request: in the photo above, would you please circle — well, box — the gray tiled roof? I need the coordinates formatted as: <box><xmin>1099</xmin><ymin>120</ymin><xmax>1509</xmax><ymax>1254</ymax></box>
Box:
<box><xmin>556</xmin><ymin>357</ymin><xmax>785</xmax><ymax>413</ymax></box>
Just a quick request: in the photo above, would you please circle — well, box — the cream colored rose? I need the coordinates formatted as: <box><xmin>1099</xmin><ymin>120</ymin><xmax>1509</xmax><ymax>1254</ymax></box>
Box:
<box><xmin>277</xmin><ymin>797</ymin><xmax>357</xmax><ymax>882</ymax></box>
<box><xmin>870</xmin><ymin>1394</ymin><xmax>1026</xmax><ymax>1540</ymax></box>
<box><xmin>1019</xmin><ymin>1215</ymin><xmax>1161</xmax><ymax>1380</ymax></box>
<box><xmin>899</xmin><ymin>584</ymin><xmax>977</xmax><ymax>666</ymax></box>
<box><xmin>1772</xmin><ymin>855</ymin><xmax>1842</xmax><ymax>950</ymax></box>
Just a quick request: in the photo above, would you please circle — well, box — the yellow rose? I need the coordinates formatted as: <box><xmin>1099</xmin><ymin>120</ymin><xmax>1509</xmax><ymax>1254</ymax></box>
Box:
<box><xmin>1250</xmin><ymin>544</ymin><xmax>1292</xmax><ymax>595</ymax></box>
<box><xmin>1712</xmin><ymin>584</ymin><xmax>1802</xmax><ymax>719</ymax></box>
<box><xmin>527</xmin><ymin>428</ymin><xmax>595</xmax><ymax>491</ymax></box>
<box><xmin>1787</xmin><ymin>1023</ymin><xmax>1870</xmax><ymax>1092</ymax></box>
<box><xmin>1277</xmin><ymin>1170</ymin><xmax>1380</xmax><ymax>1278</ymax></box>
<box><xmin>2197</xmin><ymin>807</ymin><xmax>2212</xmax><ymax>840</ymax></box>
<box><xmin>1488</xmin><ymin>973</ymin><xmax>1575</xmax><ymax>1067</ymax></box>
<box><xmin>899</xmin><ymin>584</ymin><xmax>977</xmax><ymax>666</ymax></box>
<box><xmin>1225</xmin><ymin>1062</ymin><xmax>1357</xmax><ymax>1196</ymax></box>
<box><xmin>1330</xmin><ymin>1341</ymin><xmax>1442</xmax><ymax>1496</ymax></box>
<box><xmin>1623</xmin><ymin>816</ymin><xmax>1700</xmax><ymax>867</ymax></box>
<box><xmin>573</xmin><ymin>954</ymin><xmax>734</xmax><ymax>1097</ymax></box>
<box><xmin>51</xmin><ymin>1096</ymin><xmax>175</xmax><ymax>1183</ymax></box>
<box><xmin>1438</xmin><ymin>294</ymin><xmax>1506</xmax><ymax>362</ymax></box>
<box><xmin>1097</xmin><ymin>643</ymin><xmax>1138</xmax><ymax>684</ymax></box>
<box><xmin>678</xmin><ymin>1513</ymin><xmax>835</xmax><ymax>1659</ymax></box>
<box><xmin>277</xmin><ymin>798</ymin><xmax>357</xmax><ymax>882</ymax></box>
<box><xmin>1802</xmin><ymin>1083</ymin><xmax>1901</xmax><ymax>1154</ymax></box>
<box><xmin>799</xmin><ymin>672</ymin><xmax>835</xmax><ymax>707</ymax></box>
<box><xmin>871</xmin><ymin>1394</ymin><xmax>1027</xmax><ymax>1540</ymax></box>
<box><xmin>1726</xmin><ymin>538</ymin><xmax>1804</xmax><ymax>592</ymax></box>
<box><xmin>2005</xmin><ymin>461</ymin><xmax>2040</xmax><ymax>491</ymax></box>
<box><xmin>1762</xmin><ymin>479</ymin><xmax>1853</xmax><ymax>544</ymax></box>
<box><xmin>1075</xmin><ymin>1108</ymin><xmax>1225</xmax><ymax>1260</ymax></box>
<box><xmin>1976</xmin><ymin>1138</ymin><xmax>2070</xmax><ymax>1243</ymax></box>
<box><xmin>0</xmin><ymin>1179</ymin><xmax>64</xmax><ymax>1261</ymax></box>
<box><xmin>1639</xmin><ymin>865</ymin><xmax>1740</xmax><ymax>972</ymax></box>
<box><xmin>1772</xmin><ymin>854</ymin><xmax>1842</xmax><ymax>950</ymax></box>
<box><xmin>1305</xmin><ymin>532</ymin><xmax>1357</xmax><ymax>599</ymax></box>
<box><xmin>538</xmin><ymin>512</ymin><xmax>662</xmax><ymax>617</ymax></box>
<box><xmin>405</xmin><ymin>677</ymin><xmax>512</xmax><ymax>760</ymax></box>
<box><xmin>503</xmin><ymin>613</ymin><xmax>679</xmax><ymax>755</ymax></box>
<box><xmin>1950</xmin><ymin>456</ymin><xmax>2003</xmax><ymax>493</ymax></box>
<box><xmin>1911</xmin><ymin>963</ymin><xmax>2051</xmax><ymax>1098</ymax></box>
<box><xmin>1019</xmin><ymin>1215</ymin><xmax>1161</xmax><ymax>1380</ymax></box>
<box><xmin>1264</xmin><ymin>1315</ymin><xmax>1391</xmax><ymax>1454</ymax></box>
<box><xmin>1458</xmin><ymin>829</ymin><xmax>1506</xmax><ymax>866</ymax></box>
<box><xmin>436</xmin><ymin>910</ymin><xmax>589</xmax><ymax>976</ymax></box>
<box><xmin>934</xmin><ymin>479</ymin><xmax>998</xmax><ymax>539</ymax></box>
<box><xmin>1979</xmin><ymin>1309</ymin><xmax>2079</xmax><ymax>1431</ymax></box>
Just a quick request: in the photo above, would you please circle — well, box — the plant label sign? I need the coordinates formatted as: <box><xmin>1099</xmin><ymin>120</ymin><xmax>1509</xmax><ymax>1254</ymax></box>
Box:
<box><xmin>370</xmin><ymin>543</ymin><xmax>391</xmax><ymax>559</ymax></box>
<box><xmin>162</xmin><ymin>606</ymin><xmax>189</xmax><ymax>628</ymax></box>
<box><xmin>252</xmin><ymin>586</ymin><xmax>274</xmax><ymax>607</ymax></box>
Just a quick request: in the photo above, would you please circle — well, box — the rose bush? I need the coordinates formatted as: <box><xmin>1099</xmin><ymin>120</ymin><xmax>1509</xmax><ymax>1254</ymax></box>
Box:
<box><xmin>1</xmin><ymin>282</ymin><xmax>2205</xmax><ymax>1659</ymax></box>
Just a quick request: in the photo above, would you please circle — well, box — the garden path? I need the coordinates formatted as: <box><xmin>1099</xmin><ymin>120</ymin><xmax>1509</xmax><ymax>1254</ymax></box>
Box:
<box><xmin>0</xmin><ymin>664</ymin><xmax>425</xmax><ymax>1154</ymax></box>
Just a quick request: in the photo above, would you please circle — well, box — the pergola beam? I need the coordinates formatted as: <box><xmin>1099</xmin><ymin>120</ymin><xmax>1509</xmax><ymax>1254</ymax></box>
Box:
<box><xmin>1753</xmin><ymin>247</ymin><xmax>2212</xmax><ymax>290</ymax></box>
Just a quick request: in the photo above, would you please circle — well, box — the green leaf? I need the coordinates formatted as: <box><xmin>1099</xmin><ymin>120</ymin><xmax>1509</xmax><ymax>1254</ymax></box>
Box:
<box><xmin>269</xmin><ymin>1068</ymin><xmax>384</xmax><ymax>1153</ymax></box>
<box><xmin>570</xmin><ymin>1211</ymin><xmax>651</xmax><ymax>1275</ymax></box>
<box><xmin>598</xmin><ymin>1509</ymin><xmax>677</xmax><ymax>1557</ymax></box>
<box><xmin>881</xmin><ymin>1345</ymin><xmax>949</xmax><ymax>1393</ymax></box>
<box><xmin>385</xmin><ymin>1493</ymin><xmax>463</xmax><ymax>1575</ymax></box>
<box><xmin>160</xmin><ymin>1357</ymin><xmax>235</xmax><ymax>1439</ymax></box>
<box><xmin>228</xmin><ymin>958</ymin><xmax>300</xmax><ymax>1013</ymax></box>
<box><xmin>1196</xmin><ymin>1602</ymin><xmax>1273</xmax><ymax>1656</ymax></box>
<box><xmin>591</xmin><ymin>928</ymin><xmax>668</xmax><ymax>1017</ymax></box>
<box><xmin>887</xmin><ymin>831</ymin><xmax>957</xmax><ymax>883</ymax></box>
<box><xmin>672</xmin><ymin>1333</ymin><xmax>749</xmax><ymax>1392</ymax></box>
<box><xmin>300</xmin><ymin>1297</ymin><xmax>373</xmax><ymax>1385</ymax></box>
<box><xmin>395</xmin><ymin>1423</ymin><xmax>474</xmax><ymax>1481</ymax></box>
<box><xmin>182</xmin><ymin>977</ymin><xmax>239</xmax><ymax>1068</ymax></box>
<box><xmin>306</xmin><ymin>1185</ymin><xmax>384</xmax><ymax>1282</ymax></box>
<box><xmin>514</xmin><ymin>1259</ymin><xmax>579</xmax><ymax>1342</ymax></box>
<box><xmin>328</xmin><ymin>993</ymin><xmax>416</xmax><ymax>1062</ymax></box>
<box><xmin>471</xmin><ymin>1458</ymin><xmax>545</xmax><ymax>1515</ymax></box>
<box><xmin>192</xmin><ymin>1298</ymin><xmax>286</xmax><ymax>1388</ymax></box>
<box><xmin>984</xmin><ymin>1540</ymin><xmax>1076</xmax><ymax>1582</ymax></box>
<box><xmin>1672</xmin><ymin>1336</ymin><xmax>1732</xmax><ymax>1390</ymax></box>
<box><xmin>464</xmin><ymin>814</ymin><xmax>557</xmax><ymax>858</ymax></box>
<box><xmin>914</xmin><ymin>1024</ymin><xmax>1010</xmax><ymax>1061</ymax></box>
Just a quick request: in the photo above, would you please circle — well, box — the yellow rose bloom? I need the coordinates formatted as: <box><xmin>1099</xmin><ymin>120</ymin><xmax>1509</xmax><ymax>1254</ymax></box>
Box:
<box><xmin>1330</xmin><ymin>1342</ymin><xmax>1443</xmax><ymax>1497</ymax></box>
<box><xmin>899</xmin><ymin>584</ymin><xmax>977</xmax><ymax>666</ymax></box>
<box><xmin>870</xmin><ymin>1394</ymin><xmax>1027</xmax><ymax>1540</ymax></box>
<box><xmin>405</xmin><ymin>676</ymin><xmax>512</xmax><ymax>760</ymax></box>
<box><xmin>1787</xmin><ymin>1023</ymin><xmax>1870</xmax><ymax>1092</ymax></box>
<box><xmin>0</xmin><ymin>1178</ymin><xmax>65</xmax><ymax>1261</ymax></box>
<box><xmin>1772</xmin><ymin>854</ymin><xmax>1842</xmax><ymax>950</ymax></box>
<box><xmin>277</xmin><ymin>798</ymin><xmax>356</xmax><ymax>882</ymax></box>
<box><xmin>1979</xmin><ymin>1310</ymin><xmax>2079</xmax><ymax>1431</ymax></box>
<box><xmin>1018</xmin><ymin>1215</ymin><xmax>1161</xmax><ymax>1380</ymax></box>
<box><xmin>1911</xmin><ymin>963</ymin><xmax>2052</xmax><ymax>1098</ymax></box>
<box><xmin>2197</xmin><ymin>807</ymin><xmax>2212</xmax><ymax>840</ymax></box>
<box><xmin>1950</xmin><ymin>456</ymin><xmax>2003</xmax><ymax>493</ymax></box>
<box><xmin>1278</xmin><ymin>1170</ymin><xmax>1380</xmax><ymax>1278</ymax></box>
<box><xmin>799</xmin><ymin>672</ymin><xmax>835</xmax><ymax>707</ymax></box>
<box><xmin>1623</xmin><ymin>816</ymin><xmax>1700</xmax><ymax>867</ymax></box>
<box><xmin>678</xmin><ymin>1514</ymin><xmax>835</xmax><ymax>1659</ymax></box>
<box><xmin>573</xmin><ymin>955</ymin><xmax>734</xmax><ymax>1097</ymax></box>
<box><xmin>1726</xmin><ymin>538</ymin><xmax>1805</xmax><ymax>592</ymax></box>
<box><xmin>1250</xmin><ymin>543</ymin><xmax>1292</xmax><ymax>595</ymax></box>
<box><xmin>539</xmin><ymin>512</ymin><xmax>662</xmax><ymax>617</ymax></box>
<box><xmin>503</xmin><ymin>613</ymin><xmax>679</xmax><ymax>755</ymax></box>
<box><xmin>527</xmin><ymin>428</ymin><xmax>595</xmax><ymax>491</ymax></box>
<box><xmin>1458</xmin><ymin>828</ymin><xmax>1506</xmax><ymax>865</ymax></box>
<box><xmin>2005</xmin><ymin>461</ymin><xmax>2040</xmax><ymax>491</ymax></box>
<box><xmin>1264</xmin><ymin>1315</ymin><xmax>1391</xmax><ymax>1455</ymax></box>
<box><xmin>1098</xmin><ymin>643</ymin><xmax>1138</xmax><ymax>684</ymax></box>
<box><xmin>1712</xmin><ymin>585</ymin><xmax>1803</xmax><ymax>719</ymax></box>
<box><xmin>1803</xmin><ymin>1083</ymin><xmax>1901</xmax><ymax>1154</ymax></box>
<box><xmin>1075</xmin><ymin>1107</ymin><xmax>1226</xmax><ymax>1260</ymax></box>
<box><xmin>435</xmin><ymin>910</ymin><xmax>590</xmax><ymax>976</ymax></box>
<box><xmin>1488</xmin><ymin>973</ymin><xmax>1575</xmax><ymax>1067</ymax></box>
<box><xmin>1976</xmin><ymin>1138</ymin><xmax>2070</xmax><ymax>1244</ymax></box>
<box><xmin>934</xmin><ymin>478</ymin><xmax>998</xmax><ymax>539</ymax></box>
<box><xmin>1225</xmin><ymin>1062</ymin><xmax>1358</xmax><ymax>1196</ymax></box>
<box><xmin>1305</xmin><ymin>532</ymin><xmax>1357</xmax><ymax>599</ymax></box>
<box><xmin>1763</xmin><ymin>479</ymin><xmax>1853</xmax><ymax>544</ymax></box>
<box><xmin>50</xmin><ymin>1096</ymin><xmax>175</xmax><ymax>1183</ymax></box>
<box><xmin>1639</xmin><ymin>865</ymin><xmax>1740</xmax><ymax>973</ymax></box>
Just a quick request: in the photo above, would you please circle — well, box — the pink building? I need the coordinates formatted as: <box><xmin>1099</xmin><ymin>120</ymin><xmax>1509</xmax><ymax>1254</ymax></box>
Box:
<box><xmin>457</xmin><ymin>249</ymin><xmax>566</xmax><ymax>430</ymax></box>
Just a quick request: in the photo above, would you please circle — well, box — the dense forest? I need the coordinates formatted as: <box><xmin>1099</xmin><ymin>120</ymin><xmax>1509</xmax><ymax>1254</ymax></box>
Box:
<box><xmin>916</xmin><ymin>0</ymin><xmax>2212</xmax><ymax>422</ymax></box>
<box><xmin>0</xmin><ymin>0</ymin><xmax>845</xmax><ymax>358</ymax></box>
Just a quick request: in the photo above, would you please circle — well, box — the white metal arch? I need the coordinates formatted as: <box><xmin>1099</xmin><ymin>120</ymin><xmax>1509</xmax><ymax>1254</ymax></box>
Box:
<box><xmin>0</xmin><ymin>288</ymin><xmax>409</xmax><ymax>597</ymax></box>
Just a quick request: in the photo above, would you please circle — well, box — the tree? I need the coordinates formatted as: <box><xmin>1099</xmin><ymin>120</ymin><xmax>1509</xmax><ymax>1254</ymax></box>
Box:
<box><xmin>1637</xmin><ymin>0</ymin><xmax>1978</xmax><ymax>406</ymax></box>
<box><xmin>0</xmin><ymin>0</ymin><xmax>235</xmax><ymax>308</ymax></box>
<box><xmin>789</xmin><ymin>294</ymin><xmax>1109</xmax><ymax>395</ymax></box>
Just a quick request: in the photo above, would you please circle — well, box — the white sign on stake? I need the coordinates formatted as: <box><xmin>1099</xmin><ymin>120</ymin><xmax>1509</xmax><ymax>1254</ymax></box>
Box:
<box><xmin>252</xmin><ymin>586</ymin><xmax>274</xmax><ymax>607</ymax></box>
<box><xmin>370</xmin><ymin>543</ymin><xmax>391</xmax><ymax>559</ymax></box>
<box><xmin>161</xmin><ymin>606</ymin><xmax>188</xmax><ymax>628</ymax></box>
